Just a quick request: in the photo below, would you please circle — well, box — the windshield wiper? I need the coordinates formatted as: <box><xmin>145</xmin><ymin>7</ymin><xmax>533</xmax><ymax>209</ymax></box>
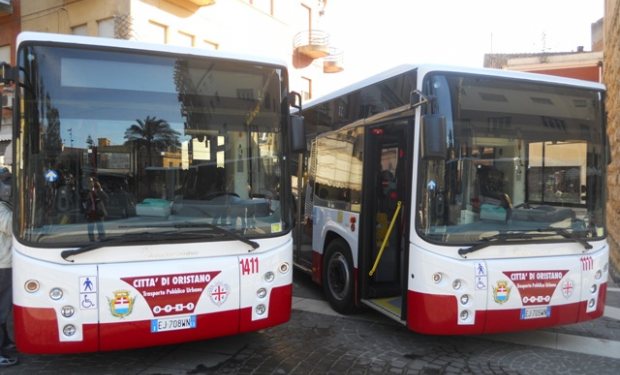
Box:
<box><xmin>120</xmin><ymin>222</ymin><xmax>259</xmax><ymax>250</ymax></box>
<box><xmin>61</xmin><ymin>231</ymin><xmax>181</xmax><ymax>261</ymax></box>
<box><xmin>458</xmin><ymin>227</ymin><xmax>593</xmax><ymax>257</ymax></box>
<box><xmin>458</xmin><ymin>231</ymin><xmax>541</xmax><ymax>257</ymax></box>
<box><xmin>168</xmin><ymin>222</ymin><xmax>260</xmax><ymax>250</ymax></box>
<box><xmin>61</xmin><ymin>223</ymin><xmax>260</xmax><ymax>262</ymax></box>
<box><xmin>535</xmin><ymin>227</ymin><xmax>592</xmax><ymax>251</ymax></box>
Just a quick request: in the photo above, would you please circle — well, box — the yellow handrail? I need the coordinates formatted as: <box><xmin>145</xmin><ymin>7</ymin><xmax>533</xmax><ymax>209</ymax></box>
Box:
<box><xmin>369</xmin><ymin>201</ymin><xmax>402</xmax><ymax>276</ymax></box>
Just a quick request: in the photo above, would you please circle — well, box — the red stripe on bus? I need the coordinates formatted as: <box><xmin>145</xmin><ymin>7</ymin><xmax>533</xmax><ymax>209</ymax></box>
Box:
<box><xmin>14</xmin><ymin>284</ymin><xmax>292</xmax><ymax>354</ymax></box>
<box><xmin>406</xmin><ymin>284</ymin><xmax>606</xmax><ymax>335</ymax></box>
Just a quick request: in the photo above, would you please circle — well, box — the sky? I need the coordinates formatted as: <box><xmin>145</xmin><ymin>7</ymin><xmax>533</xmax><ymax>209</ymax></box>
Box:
<box><xmin>320</xmin><ymin>0</ymin><xmax>604</xmax><ymax>90</ymax></box>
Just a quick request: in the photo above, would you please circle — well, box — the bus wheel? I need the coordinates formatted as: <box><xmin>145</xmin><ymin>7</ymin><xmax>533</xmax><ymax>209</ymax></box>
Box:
<box><xmin>323</xmin><ymin>239</ymin><xmax>356</xmax><ymax>314</ymax></box>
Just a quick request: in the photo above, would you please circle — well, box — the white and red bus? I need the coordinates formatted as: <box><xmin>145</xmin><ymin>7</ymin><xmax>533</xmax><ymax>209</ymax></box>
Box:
<box><xmin>0</xmin><ymin>32</ymin><xmax>305</xmax><ymax>353</ymax></box>
<box><xmin>292</xmin><ymin>65</ymin><xmax>609</xmax><ymax>334</ymax></box>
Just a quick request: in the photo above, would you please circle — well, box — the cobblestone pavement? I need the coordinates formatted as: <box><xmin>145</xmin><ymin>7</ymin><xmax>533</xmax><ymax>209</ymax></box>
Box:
<box><xmin>1</xmin><ymin>273</ymin><xmax>619</xmax><ymax>375</ymax></box>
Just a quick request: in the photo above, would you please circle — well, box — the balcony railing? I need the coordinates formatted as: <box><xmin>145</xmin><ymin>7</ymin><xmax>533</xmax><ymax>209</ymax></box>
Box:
<box><xmin>323</xmin><ymin>47</ymin><xmax>344</xmax><ymax>73</ymax></box>
<box><xmin>164</xmin><ymin>0</ymin><xmax>215</xmax><ymax>8</ymax></box>
<box><xmin>293</xmin><ymin>30</ymin><xmax>330</xmax><ymax>59</ymax></box>
<box><xmin>187</xmin><ymin>0</ymin><xmax>215</xmax><ymax>5</ymax></box>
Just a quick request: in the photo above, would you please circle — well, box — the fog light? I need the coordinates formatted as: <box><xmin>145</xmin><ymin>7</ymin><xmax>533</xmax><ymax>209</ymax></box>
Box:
<box><xmin>256</xmin><ymin>304</ymin><xmax>266</xmax><ymax>315</ymax></box>
<box><xmin>279</xmin><ymin>262</ymin><xmax>290</xmax><ymax>274</ymax></box>
<box><xmin>452</xmin><ymin>279</ymin><xmax>462</xmax><ymax>290</ymax></box>
<box><xmin>50</xmin><ymin>287</ymin><xmax>64</xmax><ymax>301</ymax></box>
<box><xmin>460</xmin><ymin>294</ymin><xmax>470</xmax><ymax>305</ymax></box>
<box><xmin>460</xmin><ymin>310</ymin><xmax>469</xmax><ymax>320</ymax></box>
<box><xmin>61</xmin><ymin>305</ymin><xmax>75</xmax><ymax>318</ymax></box>
<box><xmin>588</xmin><ymin>299</ymin><xmax>596</xmax><ymax>308</ymax></box>
<box><xmin>264</xmin><ymin>271</ymin><xmax>275</xmax><ymax>283</ymax></box>
<box><xmin>63</xmin><ymin>324</ymin><xmax>77</xmax><ymax>337</ymax></box>
<box><xmin>595</xmin><ymin>270</ymin><xmax>602</xmax><ymax>280</ymax></box>
<box><xmin>257</xmin><ymin>288</ymin><xmax>267</xmax><ymax>299</ymax></box>
<box><xmin>25</xmin><ymin>279</ymin><xmax>40</xmax><ymax>293</ymax></box>
<box><xmin>590</xmin><ymin>284</ymin><xmax>597</xmax><ymax>294</ymax></box>
<box><xmin>432</xmin><ymin>272</ymin><xmax>442</xmax><ymax>284</ymax></box>
<box><xmin>604</xmin><ymin>262</ymin><xmax>609</xmax><ymax>272</ymax></box>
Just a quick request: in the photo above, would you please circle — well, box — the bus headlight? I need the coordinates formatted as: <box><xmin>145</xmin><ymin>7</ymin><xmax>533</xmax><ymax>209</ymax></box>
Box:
<box><xmin>595</xmin><ymin>270</ymin><xmax>602</xmax><ymax>280</ymax></box>
<box><xmin>264</xmin><ymin>271</ymin><xmax>275</xmax><ymax>283</ymax></box>
<box><xmin>452</xmin><ymin>279</ymin><xmax>462</xmax><ymax>290</ymax></box>
<box><xmin>432</xmin><ymin>272</ymin><xmax>442</xmax><ymax>284</ymax></box>
<box><xmin>63</xmin><ymin>324</ymin><xmax>77</xmax><ymax>337</ymax></box>
<box><xmin>460</xmin><ymin>294</ymin><xmax>470</xmax><ymax>305</ymax></box>
<box><xmin>61</xmin><ymin>305</ymin><xmax>75</xmax><ymax>318</ymax></box>
<box><xmin>256</xmin><ymin>304</ymin><xmax>266</xmax><ymax>315</ymax></box>
<box><xmin>49</xmin><ymin>287</ymin><xmax>64</xmax><ymax>301</ymax></box>
<box><xmin>257</xmin><ymin>288</ymin><xmax>267</xmax><ymax>299</ymax></box>
<box><xmin>590</xmin><ymin>284</ymin><xmax>597</xmax><ymax>294</ymax></box>
<box><xmin>279</xmin><ymin>262</ymin><xmax>290</xmax><ymax>274</ymax></box>
<box><xmin>459</xmin><ymin>310</ymin><xmax>470</xmax><ymax>321</ymax></box>
<box><xmin>588</xmin><ymin>299</ymin><xmax>596</xmax><ymax>308</ymax></box>
<box><xmin>25</xmin><ymin>279</ymin><xmax>40</xmax><ymax>293</ymax></box>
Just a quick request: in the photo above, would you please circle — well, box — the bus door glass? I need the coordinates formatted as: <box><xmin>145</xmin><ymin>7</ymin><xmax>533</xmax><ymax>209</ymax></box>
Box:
<box><xmin>362</xmin><ymin>122</ymin><xmax>407</xmax><ymax>299</ymax></box>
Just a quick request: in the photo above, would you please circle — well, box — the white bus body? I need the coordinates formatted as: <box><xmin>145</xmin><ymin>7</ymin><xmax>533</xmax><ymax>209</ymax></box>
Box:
<box><xmin>2</xmin><ymin>32</ymin><xmax>299</xmax><ymax>353</ymax></box>
<box><xmin>294</xmin><ymin>65</ymin><xmax>608</xmax><ymax>334</ymax></box>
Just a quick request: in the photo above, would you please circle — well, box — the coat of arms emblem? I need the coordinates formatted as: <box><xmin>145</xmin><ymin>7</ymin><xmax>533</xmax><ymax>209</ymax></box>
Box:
<box><xmin>107</xmin><ymin>290</ymin><xmax>135</xmax><ymax>318</ymax></box>
<box><xmin>493</xmin><ymin>280</ymin><xmax>511</xmax><ymax>304</ymax></box>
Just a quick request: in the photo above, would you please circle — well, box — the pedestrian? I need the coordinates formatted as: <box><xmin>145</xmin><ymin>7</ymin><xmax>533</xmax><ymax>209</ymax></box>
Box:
<box><xmin>86</xmin><ymin>177</ymin><xmax>108</xmax><ymax>241</ymax></box>
<box><xmin>0</xmin><ymin>192</ymin><xmax>17</xmax><ymax>367</ymax></box>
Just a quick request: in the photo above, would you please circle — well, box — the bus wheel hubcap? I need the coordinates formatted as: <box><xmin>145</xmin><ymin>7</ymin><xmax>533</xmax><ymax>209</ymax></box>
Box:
<box><xmin>327</xmin><ymin>252</ymin><xmax>350</xmax><ymax>300</ymax></box>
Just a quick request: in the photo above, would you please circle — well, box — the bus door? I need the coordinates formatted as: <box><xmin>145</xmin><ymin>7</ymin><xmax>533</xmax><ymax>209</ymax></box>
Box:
<box><xmin>292</xmin><ymin>150</ymin><xmax>315</xmax><ymax>274</ymax></box>
<box><xmin>359</xmin><ymin>122</ymin><xmax>408</xmax><ymax>320</ymax></box>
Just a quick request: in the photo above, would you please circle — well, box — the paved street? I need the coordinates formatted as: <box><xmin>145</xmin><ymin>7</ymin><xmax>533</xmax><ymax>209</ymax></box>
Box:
<box><xmin>2</xmin><ymin>272</ymin><xmax>620</xmax><ymax>375</ymax></box>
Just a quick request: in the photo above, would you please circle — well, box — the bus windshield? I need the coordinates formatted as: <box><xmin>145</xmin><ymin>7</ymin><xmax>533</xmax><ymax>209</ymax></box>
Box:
<box><xmin>417</xmin><ymin>73</ymin><xmax>606</xmax><ymax>247</ymax></box>
<box><xmin>16</xmin><ymin>44</ymin><xmax>288</xmax><ymax>246</ymax></box>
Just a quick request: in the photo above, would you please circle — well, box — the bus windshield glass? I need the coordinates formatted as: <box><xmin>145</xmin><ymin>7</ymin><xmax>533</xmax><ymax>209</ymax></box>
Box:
<box><xmin>417</xmin><ymin>73</ymin><xmax>606</xmax><ymax>247</ymax></box>
<box><xmin>16</xmin><ymin>44</ymin><xmax>287</xmax><ymax>246</ymax></box>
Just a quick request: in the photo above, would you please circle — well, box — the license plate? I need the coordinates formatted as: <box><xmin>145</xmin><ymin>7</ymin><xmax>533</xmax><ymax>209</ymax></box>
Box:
<box><xmin>151</xmin><ymin>315</ymin><xmax>197</xmax><ymax>333</ymax></box>
<box><xmin>520</xmin><ymin>306</ymin><xmax>551</xmax><ymax>320</ymax></box>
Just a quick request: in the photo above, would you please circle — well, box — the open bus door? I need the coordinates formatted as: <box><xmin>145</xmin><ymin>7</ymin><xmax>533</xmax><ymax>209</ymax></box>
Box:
<box><xmin>359</xmin><ymin>121</ymin><xmax>409</xmax><ymax>322</ymax></box>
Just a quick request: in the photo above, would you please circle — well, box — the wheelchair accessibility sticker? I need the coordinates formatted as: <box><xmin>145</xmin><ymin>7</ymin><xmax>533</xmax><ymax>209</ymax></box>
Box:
<box><xmin>79</xmin><ymin>276</ymin><xmax>97</xmax><ymax>310</ymax></box>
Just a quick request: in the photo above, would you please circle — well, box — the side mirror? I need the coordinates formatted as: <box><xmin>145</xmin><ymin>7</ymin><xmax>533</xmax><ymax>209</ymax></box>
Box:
<box><xmin>289</xmin><ymin>114</ymin><xmax>306</xmax><ymax>153</ymax></box>
<box><xmin>410</xmin><ymin>89</ymin><xmax>431</xmax><ymax>109</ymax></box>
<box><xmin>0</xmin><ymin>62</ymin><xmax>17</xmax><ymax>84</ymax></box>
<box><xmin>421</xmin><ymin>114</ymin><xmax>447</xmax><ymax>160</ymax></box>
<box><xmin>288</xmin><ymin>91</ymin><xmax>302</xmax><ymax>111</ymax></box>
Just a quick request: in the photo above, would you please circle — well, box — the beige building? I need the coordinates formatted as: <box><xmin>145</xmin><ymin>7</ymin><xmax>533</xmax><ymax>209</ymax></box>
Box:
<box><xmin>16</xmin><ymin>0</ymin><xmax>343</xmax><ymax>101</ymax></box>
<box><xmin>484</xmin><ymin>17</ymin><xmax>603</xmax><ymax>82</ymax></box>
<box><xmin>605</xmin><ymin>0</ymin><xmax>620</xmax><ymax>279</ymax></box>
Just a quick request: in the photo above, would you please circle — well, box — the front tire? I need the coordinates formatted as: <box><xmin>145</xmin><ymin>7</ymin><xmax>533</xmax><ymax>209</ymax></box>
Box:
<box><xmin>323</xmin><ymin>239</ymin><xmax>356</xmax><ymax>314</ymax></box>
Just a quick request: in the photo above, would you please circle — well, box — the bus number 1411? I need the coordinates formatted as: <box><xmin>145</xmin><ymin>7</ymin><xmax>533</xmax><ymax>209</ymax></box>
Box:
<box><xmin>240</xmin><ymin>257</ymin><xmax>259</xmax><ymax>275</ymax></box>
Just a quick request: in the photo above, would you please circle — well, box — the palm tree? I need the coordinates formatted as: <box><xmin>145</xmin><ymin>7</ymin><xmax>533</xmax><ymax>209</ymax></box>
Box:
<box><xmin>125</xmin><ymin>116</ymin><xmax>181</xmax><ymax>198</ymax></box>
<box><xmin>124</xmin><ymin>116</ymin><xmax>181</xmax><ymax>165</ymax></box>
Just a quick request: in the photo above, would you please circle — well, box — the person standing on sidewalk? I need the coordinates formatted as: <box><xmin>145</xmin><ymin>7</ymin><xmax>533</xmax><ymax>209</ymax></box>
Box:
<box><xmin>0</xmin><ymin>193</ymin><xmax>17</xmax><ymax>367</ymax></box>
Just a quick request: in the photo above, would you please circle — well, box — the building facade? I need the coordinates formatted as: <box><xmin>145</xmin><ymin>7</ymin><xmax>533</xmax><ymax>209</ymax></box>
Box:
<box><xmin>0</xmin><ymin>0</ymin><xmax>20</xmax><ymax>167</ymax></box>
<box><xmin>483</xmin><ymin>17</ymin><xmax>603</xmax><ymax>83</ymax></box>
<box><xmin>13</xmin><ymin>0</ymin><xmax>342</xmax><ymax>101</ymax></box>
<box><xmin>0</xmin><ymin>0</ymin><xmax>345</xmax><ymax>170</ymax></box>
<box><xmin>605</xmin><ymin>0</ymin><xmax>620</xmax><ymax>278</ymax></box>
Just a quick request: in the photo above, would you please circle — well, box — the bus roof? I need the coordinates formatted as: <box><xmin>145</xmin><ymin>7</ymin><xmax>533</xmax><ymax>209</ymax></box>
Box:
<box><xmin>15</xmin><ymin>31</ymin><xmax>288</xmax><ymax>69</ymax></box>
<box><xmin>300</xmin><ymin>63</ymin><xmax>605</xmax><ymax>111</ymax></box>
